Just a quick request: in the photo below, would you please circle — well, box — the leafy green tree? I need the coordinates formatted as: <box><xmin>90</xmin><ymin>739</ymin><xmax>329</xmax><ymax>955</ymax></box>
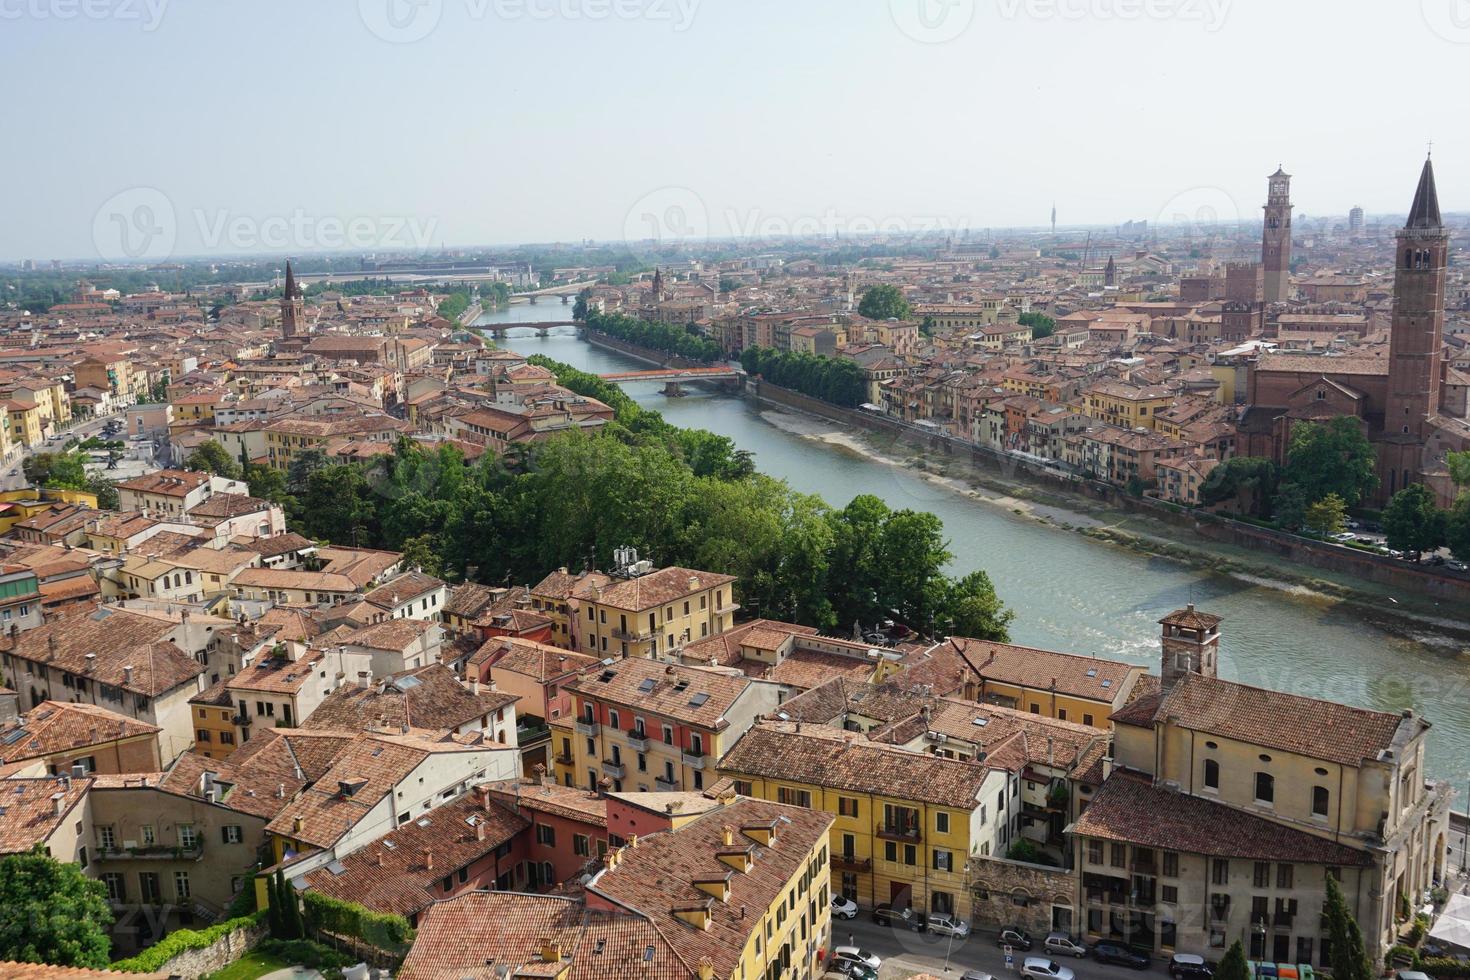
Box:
<box><xmin>1324</xmin><ymin>874</ymin><xmax>1374</xmax><ymax>980</ymax></box>
<box><xmin>298</xmin><ymin>465</ymin><xmax>378</xmax><ymax>546</ymax></box>
<box><xmin>572</xmin><ymin>288</ymin><xmax>590</xmax><ymax>322</ymax></box>
<box><xmin>1018</xmin><ymin>311</ymin><xmax>1056</xmax><ymax>339</ymax></box>
<box><xmin>1447</xmin><ymin>494</ymin><xmax>1470</xmax><ymax>562</ymax></box>
<box><xmin>245</xmin><ymin>463</ymin><xmax>292</xmax><ymax>505</ymax></box>
<box><xmin>1303</xmin><ymin>493</ymin><xmax>1348</xmax><ymax>536</ymax></box>
<box><xmin>86</xmin><ymin>477</ymin><xmax>119</xmax><ymax>511</ymax></box>
<box><xmin>184</xmin><ymin>439</ymin><xmax>243</xmax><ymax>480</ymax></box>
<box><xmin>1200</xmin><ymin>457</ymin><xmax>1279</xmax><ymax>517</ymax></box>
<box><xmin>857</xmin><ymin>284</ymin><xmax>910</xmax><ymax>321</ymax></box>
<box><xmin>286</xmin><ymin>448</ymin><xmax>332</xmax><ymax>492</ymax></box>
<box><xmin>1382</xmin><ymin>484</ymin><xmax>1446</xmax><ymax>558</ymax></box>
<box><xmin>21</xmin><ymin>452</ymin><xmax>60</xmax><ymax>487</ymax></box>
<box><xmin>1274</xmin><ymin>482</ymin><xmax>1309</xmax><ymax>530</ymax></box>
<box><xmin>939</xmin><ymin>569</ymin><xmax>1013</xmax><ymax>642</ymax></box>
<box><xmin>0</xmin><ymin>845</ymin><xmax>113</xmax><ymax>968</ymax></box>
<box><xmin>146</xmin><ymin>376</ymin><xmax>170</xmax><ymax>403</ymax></box>
<box><xmin>1448</xmin><ymin>450</ymin><xmax>1470</xmax><ymax>488</ymax></box>
<box><xmin>1216</xmin><ymin>940</ymin><xmax>1251</xmax><ymax>980</ymax></box>
<box><xmin>1282</xmin><ymin>418</ymin><xmax>1378</xmax><ymax>507</ymax></box>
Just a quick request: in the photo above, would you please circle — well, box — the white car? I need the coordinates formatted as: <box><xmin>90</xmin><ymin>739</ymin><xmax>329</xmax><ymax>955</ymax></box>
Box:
<box><xmin>832</xmin><ymin>946</ymin><xmax>882</xmax><ymax>971</ymax></box>
<box><xmin>927</xmin><ymin>913</ymin><xmax>971</xmax><ymax>938</ymax></box>
<box><xmin>1022</xmin><ymin>958</ymin><xmax>1076</xmax><ymax>980</ymax></box>
<box><xmin>831</xmin><ymin>895</ymin><xmax>859</xmax><ymax>920</ymax></box>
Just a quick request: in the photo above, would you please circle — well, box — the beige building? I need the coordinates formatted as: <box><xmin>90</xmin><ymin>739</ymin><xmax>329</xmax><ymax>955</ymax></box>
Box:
<box><xmin>1071</xmin><ymin>606</ymin><xmax>1451</xmax><ymax>967</ymax></box>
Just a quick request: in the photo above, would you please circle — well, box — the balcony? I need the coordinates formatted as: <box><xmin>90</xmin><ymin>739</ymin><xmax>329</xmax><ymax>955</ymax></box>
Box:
<box><xmin>681</xmin><ymin>751</ymin><xmax>708</xmax><ymax>770</ymax></box>
<box><xmin>610</xmin><ymin>626</ymin><xmax>652</xmax><ymax>643</ymax></box>
<box><xmin>553</xmin><ymin>752</ymin><xmax>574</xmax><ymax>767</ymax></box>
<box><xmin>714</xmin><ymin>602</ymin><xmax>741</xmax><ymax>616</ymax></box>
<box><xmin>655</xmin><ymin>776</ymin><xmax>679</xmax><ymax>791</ymax></box>
<box><xmin>516</xmin><ymin>721</ymin><xmax>550</xmax><ymax>745</ymax></box>
<box><xmin>232</xmin><ymin>714</ymin><xmax>252</xmax><ymax>726</ymax></box>
<box><xmin>832</xmin><ymin>853</ymin><xmax>872</xmax><ymax>872</ymax></box>
<box><xmin>601</xmin><ymin>760</ymin><xmax>625</xmax><ymax>780</ymax></box>
<box><xmin>627</xmin><ymin>731</ymin><xmax>650</xmax><ymax>752</ymax></box>
<box><xmin>101</xmin><ymin>843</ymin><xmax>204</xmax><ymax>862</ymax></box>
<box><xmin>876</xmin><ymin>824</ymin><xmax>922</xmax><ymax>843</ymax></box>
<box><xmin>574</xmin><ymin>718</ymin><xmax>599</xmax><ymax>736</ymax></box>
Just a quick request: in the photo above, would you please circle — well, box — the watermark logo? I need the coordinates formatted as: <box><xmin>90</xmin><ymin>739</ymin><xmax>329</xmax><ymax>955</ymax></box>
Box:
<box><xmin>0</xmin><ymin>0</ymin><xmax>170</xmax><ymax>31</ymax></box>
<box><xmin>358</xmin><ymin>0</ymin><xmax>443</xmax><ymax>43</ymax></box>
<box><xmin>994</xmin><ymin>0</ymin><xmax>1230</xmax><ymax>31</ymax></box>
<box><xmin>889</xmin><ymin>0</ymin><xmax>976</xmax><ymax>43</ymax></box>
<box><xmin>623</xmin><ymin>186</ymin><xmax>709</xmax><ymax>260</ymax></box>
<box><xmin>360</xmin><ymin>0</ymin><xmax>699</xmax><ymax>42</ymax></box>
<box><xmin>1153</xmin><ymin>185</ymin><xmax>1243</xmax><ymax>244</ymax></box>
<box><xmin>92</xmin><ymin>186</ymin><xmax>176</xmax><ymax>262</ymax></box>
<box><xmin>1421</xmin><ymin>0</ymin><xmax>1470</xmax><ymax>43</ymax></box>
<box><xmin>192</xmin><ymin>208</ymin><xmax>440</xmax><ymax>253</ymax></box>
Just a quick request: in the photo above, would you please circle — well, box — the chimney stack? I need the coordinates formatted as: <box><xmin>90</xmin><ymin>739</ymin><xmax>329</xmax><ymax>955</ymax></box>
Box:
<box><xmin>422</xmin><ymin>848</ymin><xmax>433</xmax><ymax>871</ymax></box>
<box><xmin>122</xmin><ymin>665</ymin><xmax>134</xmax><ymax>686</ymax></box>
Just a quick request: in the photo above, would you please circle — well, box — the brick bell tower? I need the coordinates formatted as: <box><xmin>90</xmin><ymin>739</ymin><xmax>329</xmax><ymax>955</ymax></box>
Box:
<box><xmin>1159</xmin><ymin>604</ymin><xmax>1221</xmax><ymax>689</ymax></box>
<box><xmin>281</xmin><ymin>260</ymin><xmax>304</xmax><ymax>339</ymax></box>
<box><xmin>1382</xmin><ymin>156</ymin><xmax>1448</xmax><ymax>497</ymax></box>
<box><xmin>1261</xmin><ymin>167</ymin><xmax>1293</xmax><ymax>303</ymax></box>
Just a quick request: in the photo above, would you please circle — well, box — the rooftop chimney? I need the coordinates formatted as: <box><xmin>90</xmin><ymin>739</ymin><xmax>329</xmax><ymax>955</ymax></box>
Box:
<box><xmin>422</xmin><ymin>848</ymin><xmax>433</xmax><ymax>871</ymax></box>
<box><xmin>122</xmin><ymin>665</ymin><xmax>134</xmax><ymax>686</ymax></box>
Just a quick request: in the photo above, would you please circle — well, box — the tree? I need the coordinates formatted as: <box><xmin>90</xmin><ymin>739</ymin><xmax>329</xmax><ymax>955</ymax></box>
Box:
<box><xmin>1282</xmin><ymin>417</ymin><xmax>1378</xmax><ymax>508</ymax></box>
<box><xmin>0</xmin><ymin>845</ymin><xmax>113</xmax><ymax>968</ymax></box>
<box><xmin>21</xmin><ymin>452</ymin><xmax>60</xmax><ymax>487</ymax></box>
<box><xmin>245</xmin><ymin>462</ymin><xmax>291</xmax><ymax>505</ymax></box>
<box><xmin>939</xmin><ymin>570</ymin><xmax>1013</xmax><ymax>642</ymax></box>
<box><xmin>287</xmin><ymin>448</ymin><xmax>332</xmax><ymax>492</ymax></box>
<box><xmin>1303</xmin><ymin>493</ymin><xmax>1348</xmax><ymax>536</ymax></box>
<box><xmin>1216</xmin><ymin>941</ymin><xmax>1251</xmax><ymax>980</ymax></box>
<box><xmin>1382</xmin><ymin>484</ymin><xmax>1446</xmax><ymax>558</ymax></box>
<box><xmin>1200</xmin><ymin>457</ymin><xmax>1280</xmax><ymax>518</ymax></box>
<box><xmin>857</xmin><ymin>284</ymin><xmax>910</xmax><ymax>321</ymax></box>
<box><xmin>1018</xmin><ymin>311</ymin><xmax>1056</xmax><ymax>340</ymax></box>
<box><xmin>184</xmin><ymin>439</ymin><xmax>243</xmax><ymax>480</ymax></box>
<box><xmin>1324</xmin><ymin>874</ymin><xmax>1374</xmax><ymax>980</ymax></box>
<box><xmin>1447</xmin><ymin>494</ymin><xmax>1470</xmax><ymax>562</ymax></box>
<box><xmin>1447</xmin><ymin>450</ymin><xmax>1470</xmax><ymax>488</ymax></box>
<box><xmin>1273</xmin><ymin>482</ymin><xmax>1308</xmax><ymax>530</ymax></box>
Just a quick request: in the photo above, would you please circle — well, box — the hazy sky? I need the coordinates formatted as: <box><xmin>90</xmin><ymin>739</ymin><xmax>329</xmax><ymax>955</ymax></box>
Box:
<box><xmin>1</xmin><ymin>0</ymin><xmax>1465</xmax><ymax>261</ymax></box>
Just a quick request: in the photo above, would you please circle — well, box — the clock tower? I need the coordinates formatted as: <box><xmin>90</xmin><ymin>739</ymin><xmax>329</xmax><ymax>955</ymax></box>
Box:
<box><xmin>1261</xmin><ymin>167</ymin><xmax>1293</xmax><ymax>303</ymax></box>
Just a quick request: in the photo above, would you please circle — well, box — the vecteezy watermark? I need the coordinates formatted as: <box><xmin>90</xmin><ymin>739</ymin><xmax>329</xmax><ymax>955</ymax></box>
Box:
<box><xmin>889</xmin><ymin>0</ymin><xmax>976</xmax><ymax>43</ymax></box>
<box><xmin>622</xmin><ymin>186</ymin><xmax>710</xmax><ymax>261</ymax></box>
<box><xmin>91</xmin><ymin>188</ymin><xmax>439</xmax><ymax>260</ymax></box>
<box><xmin>0</xmin><ymin>0</ymin><xmax>169</xmax><ymax>31</ymax></box>
<box><xmin>1421</xmin><ymin>0</ymin><xmax>1470</xmax><ymax>43</ymax></box>
<box><xmin>1152</xmin><ymin>185</ymin><xmax>1243</xmax><ymax>243</ymax></box>
<box><xmin>359</xmin><ymin>0</ymin><xmax>699</xmax><ymax>43</ymax></box>
<box><xmin>92</xmin><ymin>186</ymin><xmax>177</xmax><ymax>262</ymax></box>
<box><xmin>193</xmin><ymin>209</ymin><xmax>440</xmax><ymax>253</ymax></box>
<box><xmin>995</xmin><ymin>0</ymin><xmax>1230</xmax><ymax>31</ymax></box>
<box><xmin>722</xmin><ymin>207</ymin><xmax>970</xmax><ymax>250</ymax></box>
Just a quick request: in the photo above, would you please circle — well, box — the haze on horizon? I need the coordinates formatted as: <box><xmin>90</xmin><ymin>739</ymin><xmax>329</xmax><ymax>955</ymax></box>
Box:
<box><xmin>1</xmin><ymin>0</ymin><xmax>1466</xmax><ymax>262</ymax></box>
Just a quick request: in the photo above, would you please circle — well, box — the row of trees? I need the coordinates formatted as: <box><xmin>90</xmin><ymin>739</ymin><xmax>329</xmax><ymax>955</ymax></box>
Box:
<box><xmin>194</xmin><ymin>357</ymin><xmax>1012</xmax><ymax>641</ymax></box>
<box><xmin>581</xmin><ymin>309</ymin><xmax>721</xmax><ymax>363</ymax></box>
<box><xmin>739</xmin><ymin>347</ymin><xmax>869</xmax><ymax>408</ymax></box>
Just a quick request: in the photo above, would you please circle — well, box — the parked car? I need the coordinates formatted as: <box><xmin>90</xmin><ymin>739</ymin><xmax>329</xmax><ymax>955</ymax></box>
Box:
<box><xmin>831</xmin><ymin>946</ymin><xmax>882</xmax><ymax>971</ymax></box>
<box><xmin>1044</xmin><ymin>932</ymin><xmax>1089</xmax><ymax>958</ymax></box>
<box><xmin>831</xmin><ymin>895</ymin><xmax>858</xmax><ymax>920</ymax></box>
<box><xmin>998</xmin><ymin>927</ymin><xmax>1034</xmax><ymax>950</ymax></box>
<box><xmin>825</xmin><ymin>959</ymin><xmax>878</xmax><ymax>980</ymax></box>
<box><xmin>872</xmin><ymin>903</ymin><xmax>923</xmax><ymax>930</ymax></box>
<box><xmin>1170</xmin><ymin>954</ymin><xmax>1215</xmax><ymax>979</ymax></box>
<box><xmin>1093</xmin><ymin>942</ymin><xmax>1150</xmax><ymax>969</ymax></box>
<box><xmin>961</xmin><ymin>972</ymin><xmax>995</xmax><ymax>980</ymax></box>
<box><xmin>927</xmin><ymin>913</ymin><xmax>971</xmax><ymax>938</ymax></box>
<box><xmin>1022</xmin><ymin>958</ymin><xmax>1076</xmax><ymax>980</ymax></box>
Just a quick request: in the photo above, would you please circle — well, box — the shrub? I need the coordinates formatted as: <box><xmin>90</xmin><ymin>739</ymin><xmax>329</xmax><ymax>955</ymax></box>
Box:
<box><xmin>255</xmin><ymin>938</ymin><xmax>355</xmax><ymax>974</ymax></box>
<box><xmin>111</xmin><ymin>911</ymin><xmax>265</xmax><ymax>973</ymax></box>
<box><xmin>302</xmin><ymin>891</ymin><xmax>414</xmax><ymax>953</ymax></box>
<box><xmin>1419</xmin><ymin>957</ymin><xmax>1470</xmax><ymax>978</ymax></box>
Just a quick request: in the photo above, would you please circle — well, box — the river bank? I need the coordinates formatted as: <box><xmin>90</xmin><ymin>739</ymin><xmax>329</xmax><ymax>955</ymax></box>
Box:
<box><xmin>758</xmin><ymin>407</ymin><xmax>1470</xmax><ymax>643</ymax></box>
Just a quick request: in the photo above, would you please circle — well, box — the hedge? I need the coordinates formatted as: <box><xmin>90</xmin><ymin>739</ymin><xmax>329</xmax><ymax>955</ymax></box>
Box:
<box><xmin>302</xmin><ymin>891</ymin><xmax>414</xmax><ymax>952</ymax></box>
<box><xmin>1418</xmin><ymin>957</ymin><xmax>1470</xmax><ymax>978</ymax></box>
<box><xmin>111</xmin><ymin>910</ymin><xmax>266</xmax><ymax>973</ymax></box>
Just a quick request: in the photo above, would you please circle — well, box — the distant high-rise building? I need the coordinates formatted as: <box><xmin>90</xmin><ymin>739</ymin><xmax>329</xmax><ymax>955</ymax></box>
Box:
<box><xmin>281</xmin><ymin>260</ymin><xmax>303</xmax><ymax>339</ymax></box>
<box><xmin>1051</xmin><ymin>202</ymin><xmax>1056</xmax><ymax>236</ymax></box>
<box><xmin>1349</xmin><ymin>205</ymin><xmax>1365</xmax><ymax>234</ymax></box>
<box><xmin>1261</xmin><ymin>166</ymin><xmax>1293</xmax><ymax>303</ymax></box>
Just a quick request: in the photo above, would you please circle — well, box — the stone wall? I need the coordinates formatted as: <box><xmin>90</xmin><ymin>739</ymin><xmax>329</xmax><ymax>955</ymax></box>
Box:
<box><xmin>151</xmin><ymin>920</ymin><xmax>266</xmax><ymax>980</ymax></box>
<box><xmin>968</xmin><ymin>856</ymin><xmax>1077</xmax><ymax>935</ymax></box>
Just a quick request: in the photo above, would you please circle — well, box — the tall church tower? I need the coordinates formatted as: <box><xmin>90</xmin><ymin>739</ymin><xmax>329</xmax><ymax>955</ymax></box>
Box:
<box><xmin>1383</xmin><ymin>156</ymin><xmax>1448</xmax><ymax>495</ymax></box>
<box><xmin>1261</xmin><ymin>167</ymin><xmax>1293</xmax><ymax>303</ymax></box>
<box><xmin>281</xmin><ymin>260</ymin><xmax>304</xmax><ymax>339</ymax></box>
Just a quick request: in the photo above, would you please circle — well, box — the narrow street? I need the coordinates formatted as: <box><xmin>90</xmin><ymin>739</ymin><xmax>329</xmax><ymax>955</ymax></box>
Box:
<box><xmin>827</xmin><ymin>917</ymin><xmax>1170</xmax><ymax>980</ymax></box>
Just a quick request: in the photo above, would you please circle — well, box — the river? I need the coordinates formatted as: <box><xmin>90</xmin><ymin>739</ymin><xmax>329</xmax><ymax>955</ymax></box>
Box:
<box><xmin>477</xmin><ymin>302</ymin><xmax>1470</xmax><ymax>780</ymax></box>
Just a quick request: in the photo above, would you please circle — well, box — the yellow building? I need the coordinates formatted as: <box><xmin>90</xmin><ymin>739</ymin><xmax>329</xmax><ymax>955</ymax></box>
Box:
<box><xmin>720</xmin><ymin>721</ymin><xmax>1014</xmax><ymax>920</ymax></box>
<box><xmin>557</xmin><ymin>658</ymin><xmax>779</xmax><ymax>794</ymax></box>
<box><xmin>4</xmin><ymin>400</ymin><xmax>44</xmax><ymax>448</ymax></box>
<box><xmin>533</xmin><ymin>563</ymin><xmax>738</xmax><ymax>660</ymax></box>
<box><xmin>188</xmin><ymin>683</ymin><xmax>240</xmax><ymax>760</ymax></box>
<box><xmin>1082</xmin><ymin>380</ymin><xmax>1175</xmax><ymax>431</ymax></box>
<box><xmin>942</xmin><ymin>636</ymin><xmax>1144</xmax><ymax>728</ymax></box>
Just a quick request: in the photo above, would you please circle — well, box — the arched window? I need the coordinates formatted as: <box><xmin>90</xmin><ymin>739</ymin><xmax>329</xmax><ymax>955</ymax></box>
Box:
<box><xmin>1312</xmin><ymin>786</ymin><xmax>1330</xmax><ymax>817</ymax></box>
<box><xmin>1203</xmin><ymin>759</ymin><xmax>1219</xmax><ymax>790</ymax></box>
<box><xmin>1254</xmin><ymin>772</ymin><xmax>1275</xmax><ymax>804</ymax></box>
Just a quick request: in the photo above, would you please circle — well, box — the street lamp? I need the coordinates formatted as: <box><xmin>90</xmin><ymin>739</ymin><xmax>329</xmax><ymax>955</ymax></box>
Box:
<box><xmin>944</xmin><ymin>859</ymin><xmax>976</xmax><ymax>973</ymax></box>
